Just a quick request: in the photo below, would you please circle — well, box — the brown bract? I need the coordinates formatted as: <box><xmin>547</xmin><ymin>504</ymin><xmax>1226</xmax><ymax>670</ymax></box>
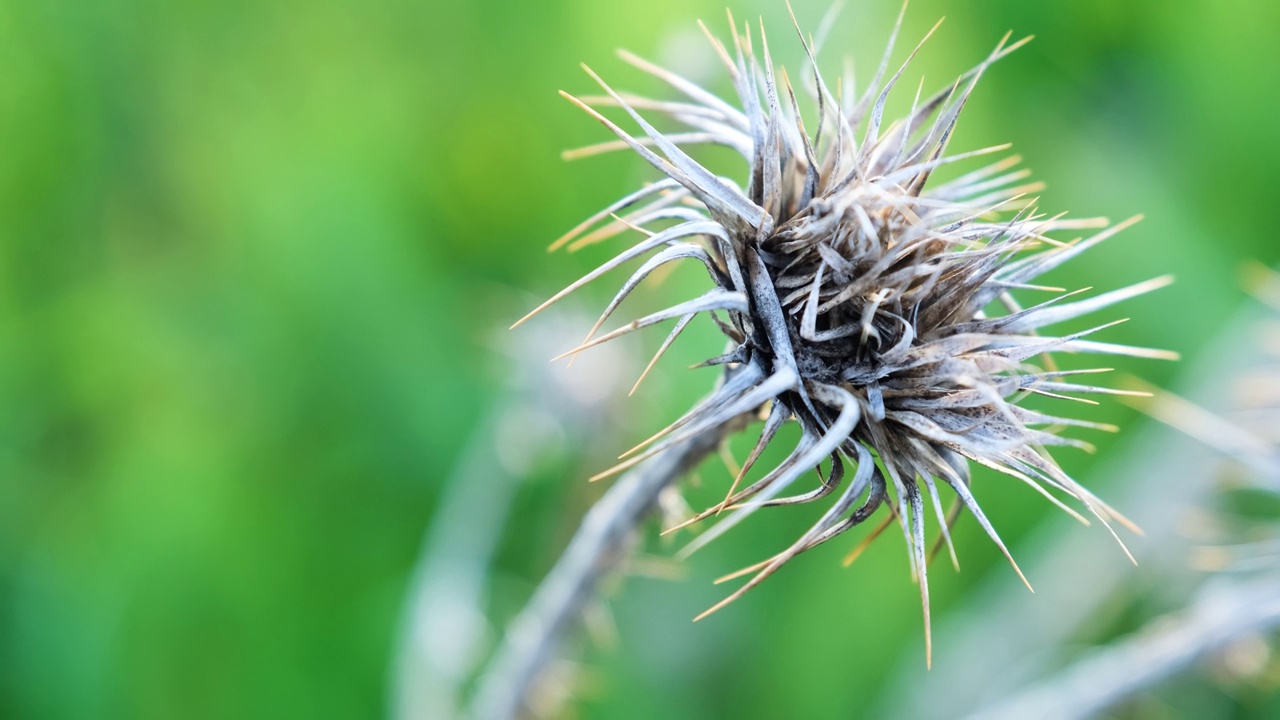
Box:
<box><xmin>515</xmin><ymin>4</ymin><xmax>1175</xmax><ymax>663</ymax></box>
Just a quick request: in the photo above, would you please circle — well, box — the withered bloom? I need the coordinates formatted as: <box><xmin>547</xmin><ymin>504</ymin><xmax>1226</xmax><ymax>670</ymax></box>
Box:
<box><xmin>515</xmin><ymin>6</ymin><xmax>1174</xmax><ymax>659</ymax></box>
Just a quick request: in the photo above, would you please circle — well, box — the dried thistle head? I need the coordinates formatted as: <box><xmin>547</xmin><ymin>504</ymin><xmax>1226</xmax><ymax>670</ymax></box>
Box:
<box><xmin>515</xmin><ymin>5</ymin><xmax>1174</xmax><ymax>660</ymax></box>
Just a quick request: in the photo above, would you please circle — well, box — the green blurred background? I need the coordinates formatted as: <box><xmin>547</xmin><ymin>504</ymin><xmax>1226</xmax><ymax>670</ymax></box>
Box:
<box><xmin>2</xmin><ymin>0</ymin><xmax>1277</xmax><ymax>718</ymax></box>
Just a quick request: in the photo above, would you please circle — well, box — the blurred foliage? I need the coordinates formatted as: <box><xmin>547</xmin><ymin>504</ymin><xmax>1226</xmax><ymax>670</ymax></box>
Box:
<box><xmin>1</xmin><ymin>0</ymin><xmax>1277</xmax><ymax>718</ymax></box>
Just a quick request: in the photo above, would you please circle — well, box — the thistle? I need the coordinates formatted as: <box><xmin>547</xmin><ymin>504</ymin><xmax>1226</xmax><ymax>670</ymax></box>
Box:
<box><xmin>514</xmin><ymin>5</ymin><xmax>1174</xmax><ymax>661</ymax></box>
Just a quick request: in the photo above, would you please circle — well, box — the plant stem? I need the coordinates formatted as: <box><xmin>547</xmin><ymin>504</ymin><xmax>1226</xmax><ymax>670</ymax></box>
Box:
<box><xmin>969</xmin><ymin>574</ymin><xmax>1280</xmax><ymax>720</ymax></box>
<box><xmin>468</xmin><ymin>414</ymin><xmax>746</xmax><ymax>720</ymax></box>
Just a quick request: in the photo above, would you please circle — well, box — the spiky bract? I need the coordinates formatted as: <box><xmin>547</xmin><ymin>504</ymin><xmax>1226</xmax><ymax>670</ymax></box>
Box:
<box><xmin>517</xmin><ymin>7</ymin><xmax>1174</xmax><ymax>657</ymax></box>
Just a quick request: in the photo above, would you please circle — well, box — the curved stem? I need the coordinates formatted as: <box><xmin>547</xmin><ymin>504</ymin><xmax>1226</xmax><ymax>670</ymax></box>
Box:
<box><xmin>969</xmin><ymin>574</ymin><xmax>1280</xmax><ymax>720</ymax></box>
<box><xmin>468</xmin><ymin>411</ymin><xmax>750</xmax><ymax>720</ymax></box>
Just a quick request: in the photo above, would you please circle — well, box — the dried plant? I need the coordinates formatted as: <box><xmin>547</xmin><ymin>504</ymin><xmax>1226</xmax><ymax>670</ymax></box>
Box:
<box><xmin>514</xmin><ymin>4</ymin><xmax>1174</xmax><ymax>664</ymax></box>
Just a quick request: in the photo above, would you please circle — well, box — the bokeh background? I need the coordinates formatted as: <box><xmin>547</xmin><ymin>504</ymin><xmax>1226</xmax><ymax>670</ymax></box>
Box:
<box><xmin>2</xmin><ymin>0</ymin><xmax>1278</xmax><ymax>718</ymax></box>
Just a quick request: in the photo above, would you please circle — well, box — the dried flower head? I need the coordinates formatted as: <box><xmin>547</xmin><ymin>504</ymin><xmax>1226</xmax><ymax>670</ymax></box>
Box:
<box><xmin>515</xmin><ymin>5</ymin><xmax>1174</xmax><ymax>660</ymax></box>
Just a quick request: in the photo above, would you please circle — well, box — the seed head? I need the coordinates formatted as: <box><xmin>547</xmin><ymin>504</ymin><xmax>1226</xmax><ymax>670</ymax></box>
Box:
<box><xmin>516</xmin><ymin>5</ymin><xmax>1175</xmax><ymax>661</ymax></box>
